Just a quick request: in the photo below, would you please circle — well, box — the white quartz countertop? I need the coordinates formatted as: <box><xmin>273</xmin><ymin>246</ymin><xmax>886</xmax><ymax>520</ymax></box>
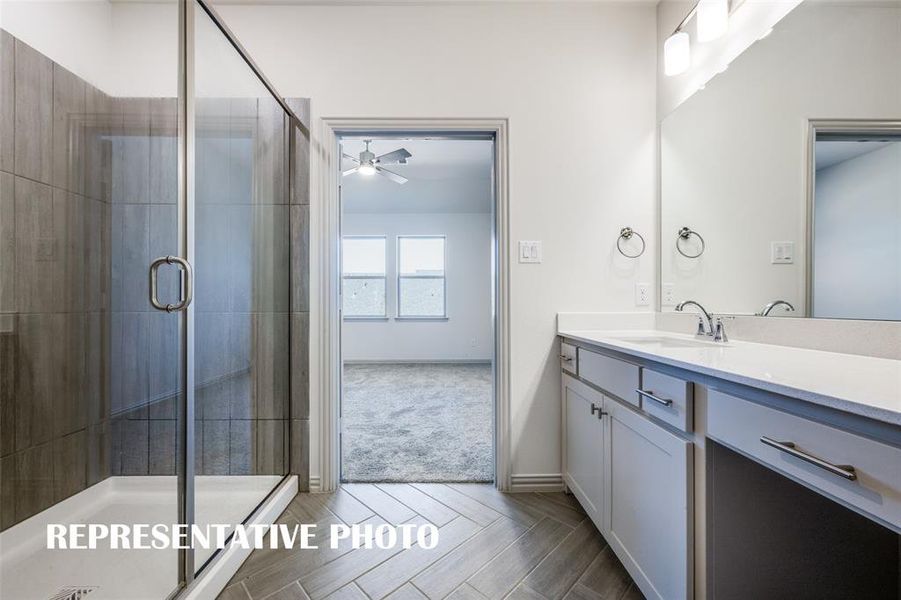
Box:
<box><xmin>558</xmin><ymin>329</ymin><xmax>901</xmax><ymax>426</ymax></box>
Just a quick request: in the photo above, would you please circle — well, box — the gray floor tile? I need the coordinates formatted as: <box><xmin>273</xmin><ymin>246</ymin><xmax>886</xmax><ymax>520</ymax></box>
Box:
<box><xmin>411</xmin><ymin>517</ymin><xmax>527</xmax><ymax>599</ymax></box>
<box><xmin>447</xmin><ymin>485</ymin><xmax>544</xmax><ymax>527</ymax></box>
<box><xmin>467</xmin><ymin>517</ymin><xmax>572</xmax><ymax>599</ymax></box>
<box><xmin>410</xmin><ymin>484</ymin><xmax>502</xmax><ymax>527</ymax></box>
<box><xmin>523</xmin><ymin>519</ymin><xmax>606</xmax><ymax>598</ymax></box>
<box><xmin>342</xmin><ymin>483</ymin><xmax>417</xmax><ymax>525</ymax></box>
<box><xmin>356</xmin><ymin>516</ymin><xmax>481</xmax><ymax>600</ymax></box>
<box><xmin>376</xmin><ymin>484</ymin><xmax>459</xmax><ymax>527</ymax></box>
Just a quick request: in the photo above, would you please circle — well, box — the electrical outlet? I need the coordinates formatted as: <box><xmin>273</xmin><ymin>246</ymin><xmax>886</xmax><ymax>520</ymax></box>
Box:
<box><xmin>662</xmin><ymin>283</ymin><xmax>676</xmax><ymax>306</ymax></box>
<box><xmin>635</xmin><ymin>283</ymin><xmax>651</xmax><ymax>307</ymax></box>
<box><xmin>771</xmin><ymin>241</ymin><xmax>794</xmax><ymax>264</ymax></box>
<box><xmin>518</xmin><ymin>241</ymin><xmax>542</xmax><ymax>263</ymax></box>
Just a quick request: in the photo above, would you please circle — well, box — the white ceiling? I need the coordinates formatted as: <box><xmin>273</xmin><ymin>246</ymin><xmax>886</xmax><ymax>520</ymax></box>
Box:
<box><xmin>341</xmin><ymin>138</ymin><xmax>494</xmax><ymax>214</ymax></box>
<box><xmin>815</xmin><ymin>140</ymin><xmax>898</xmax><ymax>170</ymax></box>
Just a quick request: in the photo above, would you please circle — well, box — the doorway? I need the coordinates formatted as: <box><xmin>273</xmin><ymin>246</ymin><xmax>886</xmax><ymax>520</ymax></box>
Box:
<box><xmin>337</xmin><ymin>134</ymin><xmax>498</xmax><ymax>484</ymax></box>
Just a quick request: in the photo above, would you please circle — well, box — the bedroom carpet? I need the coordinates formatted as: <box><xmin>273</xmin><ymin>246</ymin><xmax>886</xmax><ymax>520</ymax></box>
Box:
<box><xmin>342</xmin><ymin>363</ymin><xmax>493</xmax><ymax>482</ymax></box>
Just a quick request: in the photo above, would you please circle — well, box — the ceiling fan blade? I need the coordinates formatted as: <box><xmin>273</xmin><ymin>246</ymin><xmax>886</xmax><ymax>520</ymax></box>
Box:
<box><xmin>376</xmin><ymin>166</ymin><xmax>408</xmax><ymax>184</ymax></box>
<box><xmin>375</xmin><ymin>148</ymin><xmax>412</xmax><ymax>165</ymax></box>
<box><xmin>342</xmin><ymin>167</ymin><xmax>359</xmax><ymax>177</ymax></box>
<box><xmin>342</xmin><ymin>153</ymin><xmax>360</xmax><ymax>163</ymax></box>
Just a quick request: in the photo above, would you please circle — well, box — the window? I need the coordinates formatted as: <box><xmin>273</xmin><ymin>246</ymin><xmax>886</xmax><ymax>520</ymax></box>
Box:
<box><xmin>342</xmin><ymin>236</ymin><xmax>387</xmax><ymax>318</ymax></box>
<box><xmin>397</xmin><ymin>236</ymin><xmax>446</xmax><ymax>318</ymax></box>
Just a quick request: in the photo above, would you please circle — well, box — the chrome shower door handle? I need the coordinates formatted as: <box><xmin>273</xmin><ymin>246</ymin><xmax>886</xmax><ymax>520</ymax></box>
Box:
<box><xmin>150</xmin><ymin>255</ymin><xmax>194</xmax><ymax>312</ymax></box>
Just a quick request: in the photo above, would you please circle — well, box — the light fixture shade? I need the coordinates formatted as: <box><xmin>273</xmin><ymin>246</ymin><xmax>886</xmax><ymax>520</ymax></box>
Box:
<box><xmin>697</xmin><ymin>0</ymin><xmax>728</xmax><ymax>42</ymax></box>
<box><xmin>664</xmin><ymin>31</ymin><xmax>691</xmax><ymax>76</ymax></box>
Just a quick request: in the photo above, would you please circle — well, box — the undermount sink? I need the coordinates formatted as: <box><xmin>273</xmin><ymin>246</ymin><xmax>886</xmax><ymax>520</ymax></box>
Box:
<box><xmin>606</xmin><ymin>335</ymin><xmax>721</xmax><ymax>349</ymax></box>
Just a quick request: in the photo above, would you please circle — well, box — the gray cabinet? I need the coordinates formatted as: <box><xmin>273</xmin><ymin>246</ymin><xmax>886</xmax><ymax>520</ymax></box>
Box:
<box><xmin>606</xmin><ymin>398</ymin><xmax>693</xmax><ymax>600</ymax></box>
<box><xmin>562</xmin><ymin>346</ymin><xmax>693</xmax><ymax>600</ymax></box>
<box><xmin>562</xmin><ymin>374</ymin><xmax>606</xmax><ymax>531</ymax></box>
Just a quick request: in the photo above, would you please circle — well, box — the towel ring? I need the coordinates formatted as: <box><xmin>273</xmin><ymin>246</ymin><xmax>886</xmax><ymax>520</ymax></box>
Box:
<box><xmin>676</xmin><ymin>227</ymin><xmax>705</xmax><ymax>258</ymax></box>
<box><xmin>616</xmin><ymin>227</ymin><xmax>645</xmax><ymax>258</ymax></box>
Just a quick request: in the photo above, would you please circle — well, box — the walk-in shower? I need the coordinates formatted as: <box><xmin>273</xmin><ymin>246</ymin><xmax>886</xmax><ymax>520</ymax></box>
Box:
<box><xmin>0</xmin><ymin>1</ymin><xmax>309</xmax><ymax>598</ymax></box>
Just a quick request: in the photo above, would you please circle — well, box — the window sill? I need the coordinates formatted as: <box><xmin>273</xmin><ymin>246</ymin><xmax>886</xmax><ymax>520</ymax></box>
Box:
<box><xmin>343</xmin><ymin>316</ymin><xmax>390</xmax><ymax>321</ymax></box>
<box><xmin>394</xmin><ymin>317</ymin><xmax>450</xmax><ymax>322</ymax></box>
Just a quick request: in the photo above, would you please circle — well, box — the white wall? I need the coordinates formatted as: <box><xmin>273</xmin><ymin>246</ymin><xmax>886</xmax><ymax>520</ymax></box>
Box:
<box><xmin>814</xmin><ymin>143</ymin><xmax>901</xmax><ymax>321</ymax></box>
<box><xmin>661</xmin><ymin>1</ymin><xmax>901</xmax><ymax>316</ymax></box>
<box><xmin>201</xmin><ymin>2</ymin><xmax>658</xmax><ymax>483</ymax></box>
<box><xmin>0</xmin><ymin>0</ymin><xmax>113</xmax><ymax>90</ymax></box>
<box><xmin>52</xmin><ymin>1</ymin><xmax>658</xmax><ymax>484</ymax></box>
<box><xmin>342</xmin><ymin>212</ymin><xmax>493</xmax><ymax>362</ymax></box>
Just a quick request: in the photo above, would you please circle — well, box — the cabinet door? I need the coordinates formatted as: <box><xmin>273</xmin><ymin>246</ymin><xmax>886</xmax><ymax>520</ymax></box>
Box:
<box><xmin>607</xmin><ymin>400</ymin><xmax>692</xmax><ymax>600</ymax></box>
<box><xmin>562</xmin><ymin>374</ymin><xmax>605</xmax><ymax>531</ymax></box>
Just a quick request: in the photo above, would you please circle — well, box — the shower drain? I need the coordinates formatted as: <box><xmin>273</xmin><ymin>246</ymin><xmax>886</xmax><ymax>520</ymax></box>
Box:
<box><xmin>48</xmin><ymin>587</ymin><xmax>99</xmax><ymax>600</ymax></box>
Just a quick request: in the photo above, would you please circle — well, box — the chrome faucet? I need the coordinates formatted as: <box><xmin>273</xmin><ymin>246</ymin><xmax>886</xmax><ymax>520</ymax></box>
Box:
<box><xmin>675</xmin><ymin>300</ymin><xmax>728</xmax><ymax>342</ymax></box>
<box><xmin>758</xmin><ymin>300</ymin><xmax>795</xmax><ymax>316</ymax></box>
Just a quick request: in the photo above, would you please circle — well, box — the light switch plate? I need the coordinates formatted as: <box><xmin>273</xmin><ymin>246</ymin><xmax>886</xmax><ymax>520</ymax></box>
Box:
<box><xmin>771</xmin><ymin>241</ymin><xmax>794</xmax><ymax>264</ymax></box>
<box><xmin>519</xmin><ymin>241</ymin><xmax>542</xmax><ymax>263</ymax></box>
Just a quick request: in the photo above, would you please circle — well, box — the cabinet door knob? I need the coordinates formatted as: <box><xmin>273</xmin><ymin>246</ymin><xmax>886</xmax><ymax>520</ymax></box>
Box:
<box><xmin>590</xmin><ymin>403</ymin><xmax>599</xmax><ymax>415</ymax></box>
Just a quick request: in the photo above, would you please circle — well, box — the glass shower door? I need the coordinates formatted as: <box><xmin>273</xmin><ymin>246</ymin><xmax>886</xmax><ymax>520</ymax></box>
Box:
<box><xmin>0</xmin><ymin>1</ymin><xmax>185</xmax><ymax>598</ymax></box>
<box><xmin>191</xmin><ymin>1</ymin><xmax>290</xmax><ymax>572</ymax></box>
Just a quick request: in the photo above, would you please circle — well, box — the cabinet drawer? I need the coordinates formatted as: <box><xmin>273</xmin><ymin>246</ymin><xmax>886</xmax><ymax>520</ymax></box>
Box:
<box><xmin>578</xmin><ymin>350</ymin><xmax>640</xmax><ymax>407</ymax></box>
<box><xmin>639</xmin><ymin>369</ymin><xmax>693</xmax><ymax>432</ymax></box>
<box><xmin>560</xmin><ymin>342</ymin><xmax>577</xmax><ymax>375</ymax></box>
<box><xmin>708</xmin><ymin>390</ymin><xmax>901</xmax><ymax>531</ymax></box>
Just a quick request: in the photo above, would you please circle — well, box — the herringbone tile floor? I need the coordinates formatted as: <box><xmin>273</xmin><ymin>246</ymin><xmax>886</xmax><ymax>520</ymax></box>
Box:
<box><xmin>219</xmin><ymin>484</ymin><xmax>643</xmax><ymax>600</ymax></box>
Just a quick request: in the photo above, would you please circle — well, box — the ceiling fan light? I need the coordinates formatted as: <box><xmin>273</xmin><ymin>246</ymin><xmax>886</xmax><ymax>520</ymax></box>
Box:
<box><xmin>664</xmin><ymin>31</ymin><xmax>691</xmax><ymax>76</ymax></box>
<box><xmin>697</xmin><ymin>0</ymin><xmax>728</xmax><ymax>43</ymax></box>
<box><xmin>358</xmin><ymin>163</ymin><xmax>376</xmax><ymax>176</ymax></box>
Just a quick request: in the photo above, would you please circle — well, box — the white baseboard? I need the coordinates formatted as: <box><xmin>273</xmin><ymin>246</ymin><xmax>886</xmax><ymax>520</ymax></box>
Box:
<box><xmin>509</xmin><ymin>473</ymin><xmax>564</xmax><ymax>492</ymax></box>
<box><xmin>183</xmin><ymin>475</ymin><xmax>298</xmax><ymax>600</ymax></box>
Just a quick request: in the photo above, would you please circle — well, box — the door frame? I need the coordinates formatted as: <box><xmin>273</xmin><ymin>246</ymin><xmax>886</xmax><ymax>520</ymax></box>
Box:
<box><xmin>315</xmin><ymin>118</ymin><xmax>511</xmax><ymax>492</ymax></box>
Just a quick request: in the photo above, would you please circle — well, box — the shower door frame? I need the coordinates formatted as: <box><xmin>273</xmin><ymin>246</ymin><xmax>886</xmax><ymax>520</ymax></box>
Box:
<box><xmin>173</xmin><ymin>0</ymin><xmax>308</xmax><ymax>593</ymax></box>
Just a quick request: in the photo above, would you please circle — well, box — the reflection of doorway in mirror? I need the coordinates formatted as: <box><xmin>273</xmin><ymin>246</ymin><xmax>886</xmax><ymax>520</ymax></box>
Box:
<box><xmin>810</xmin><ymin>128</ymin><xmax>901</xmax><ymax>321</ymax></box>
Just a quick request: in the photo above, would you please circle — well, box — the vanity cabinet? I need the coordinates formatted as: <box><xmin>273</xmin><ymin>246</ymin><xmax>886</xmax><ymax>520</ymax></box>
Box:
<box><xmin>562</xmin><ymin>353</ymin><xmax>693</xmax><ymax>599</ymax></box>
<box><xmin>607</xmin><ymin>398</ymin><xmax>692</xmax><ymax>600</ymax></box>
<box><xmin>562</xmin><ymin>374</ymin><xmax>606</xmax><ymax>530</ymax></box>
<box><xmin>708</xmin><ymin>389</ymin><xmax>901</xmax><ymax>532</ymax></box>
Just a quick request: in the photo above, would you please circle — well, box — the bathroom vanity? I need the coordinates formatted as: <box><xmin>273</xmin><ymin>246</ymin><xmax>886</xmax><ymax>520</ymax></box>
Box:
<box><xmin>557</xmin><ymin>320</ymin><xmax>901</xmax><ymax>600</ymax></box>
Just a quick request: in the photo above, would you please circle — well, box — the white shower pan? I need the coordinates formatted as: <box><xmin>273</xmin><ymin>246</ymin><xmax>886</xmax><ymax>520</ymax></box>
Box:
<box><xmin>0</xmin><ymin>475</ymin><xmax>286</xmax><ymax>600</ymax></box>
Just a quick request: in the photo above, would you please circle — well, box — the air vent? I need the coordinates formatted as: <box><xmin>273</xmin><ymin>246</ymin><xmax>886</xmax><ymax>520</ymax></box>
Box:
<box><xmin>48</xmin><ymin>587</ymin><xmax>98</xmax><ymax>600</ymax></box>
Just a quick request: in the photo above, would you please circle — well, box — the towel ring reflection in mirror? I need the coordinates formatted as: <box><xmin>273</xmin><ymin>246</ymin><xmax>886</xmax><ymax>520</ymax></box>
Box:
<box><xmin>676</xmin><ymin>226</ymin><xmax>705</xmax><ymax>258</ymax></box>
<box><xmin>617</xmin><ymin>227</ymin><xmax>646</xmax><ymax>258</ymax></box>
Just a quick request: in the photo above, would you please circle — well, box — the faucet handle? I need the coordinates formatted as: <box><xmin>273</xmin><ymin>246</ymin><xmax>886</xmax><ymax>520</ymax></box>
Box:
<box><xmin>714</xmin><ymin>317</ymin><xmax>728</xmax><ymax>343</ymax></box>
<box><xmin>694</xmin><ymin>316</ymin><xmax>707</xmax><ymax>337</ymax></box>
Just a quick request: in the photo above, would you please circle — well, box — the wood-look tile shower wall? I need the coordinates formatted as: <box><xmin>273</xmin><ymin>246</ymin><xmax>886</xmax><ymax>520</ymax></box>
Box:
<box><xmin>0</xmin><ymin>29</ymin><xmax>311</xmax><ymax>530</ymax></box>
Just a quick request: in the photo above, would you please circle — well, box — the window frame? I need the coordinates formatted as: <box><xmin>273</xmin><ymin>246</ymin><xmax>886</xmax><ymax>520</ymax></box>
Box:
<box><xmin>396</xmin><ymin>235</ymin><xmax>448</xmax><ymax>320</ymax></box>
<box><xmin>341</xmin><ymin>235</ymin><xmax>389</xmax><ymax>320</ymax></box>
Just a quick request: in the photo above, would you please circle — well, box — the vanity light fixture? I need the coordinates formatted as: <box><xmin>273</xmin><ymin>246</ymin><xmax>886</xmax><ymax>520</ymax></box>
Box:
<box><xmin>664</xmin><ymin>31</ymin><xmax>691</xmax><ymax>76</ymax></box>
<box><xmin>697</xmin><ymin>0</ymin><xmax>729</xmax><ymax>43</ymax></box>
<box><xmin>664</xmin><ymin>0</ymin><xmax>731</xmax><ymax>77</ymax></box>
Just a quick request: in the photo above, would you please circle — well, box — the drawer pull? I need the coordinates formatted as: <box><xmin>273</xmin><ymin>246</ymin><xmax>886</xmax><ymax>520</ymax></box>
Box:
<box><xmin>636</xmin><ymin>389</ymin><xmax>673</xmax><ymax>407</ymax></box>
<box><xmin>559</xmin><ymin>355</ymin><xmax>573</xmax><ymax>362</ymax></box>
<box><xmin>760</xmin><ymin>436</ymin><xmax>857</xmax><ymax>481</ymax></box>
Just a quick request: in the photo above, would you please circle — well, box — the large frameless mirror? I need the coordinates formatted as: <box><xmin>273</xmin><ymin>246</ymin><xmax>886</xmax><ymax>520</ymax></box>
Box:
<box><xmin>660</xmin><ymin>0</ymin><xmax>901</xmax><ymax>320</ymax></box>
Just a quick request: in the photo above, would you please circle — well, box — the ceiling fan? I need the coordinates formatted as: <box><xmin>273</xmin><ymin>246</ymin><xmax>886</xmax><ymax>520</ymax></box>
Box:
<box><xmin>342</xmin><ymin>140</ymin><xmax>412</xmax><ymax>184</ymax></box>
